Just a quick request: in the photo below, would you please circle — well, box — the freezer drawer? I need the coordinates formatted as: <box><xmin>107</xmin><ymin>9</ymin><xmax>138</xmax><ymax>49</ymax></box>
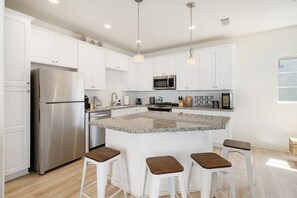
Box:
<box><xmin>34</xmin><ymin>102</ymin><xmax>84</xmax><ymax>174</ymax></box>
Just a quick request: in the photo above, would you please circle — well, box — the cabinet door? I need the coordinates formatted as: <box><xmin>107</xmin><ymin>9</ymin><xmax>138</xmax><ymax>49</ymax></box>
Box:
<box><xmin>106</xmin><ymin>50</ymin><xmax>129</xmax><ymax>71</ymax></box>
<box><xmin>78</xmin><ymin>43</ymin><xmax>92</xmax><ymax>89</ymax></box>
<box><xmin>216</xmin><ymin>46</ymin><xmax>232</xmax><ymax>89</ymax></box>
<box><xmin>199</xmin><ymin>49</ymin><xmax>216</xmax><ymax>90</ymax></box>
<box><xmin>31</xmin><ymin>27</ymin><xmax>55</xmax><ymax>65</ymax></box>
<box><xmin>91</xmin><ymin>47</ymin><xmax>106</xmax><ymax>90</ymax></box>
<box><xmin>55</xmin><ymin>35</ymin><xmax>78</xmax><ymax>69</ymax></box>
<box><xmin>154</xmin><ymin>55</ymin><xmax>176</xmax><ymax>76</ymax></box>
<box><xmin>176</xmin><ymin>53</ymin><xmax>199</xmax><ymax>90</ymax></box>
<box><xmin>4</xmin><ymin>86</ymin><xmax>30</xmax><ymax>176</ymax></box>
<box><xmin>4</xmin><ymin>14</ymin><xmax>30</xmax><ymax>87</ymax></box>
<box><xmin>125</xmin><ymin>59</ymin><xmax>139</xmax><ymax>91</ymax></box>
<box><xmin>139</xmin><ymin>59</ymin><xmax>154</xmax><ymax>91</ymax></box>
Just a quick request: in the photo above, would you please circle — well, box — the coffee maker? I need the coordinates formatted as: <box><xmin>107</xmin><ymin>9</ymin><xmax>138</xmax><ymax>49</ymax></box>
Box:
<box><xmin>136</xmin><ymin>98</ymin><xmax>142</xmax><ymax>105</ymax></box>
<box><xmin>221</xmin><ymin>93</ymin><xmax>232</xmax><ymax>109</ymax></box>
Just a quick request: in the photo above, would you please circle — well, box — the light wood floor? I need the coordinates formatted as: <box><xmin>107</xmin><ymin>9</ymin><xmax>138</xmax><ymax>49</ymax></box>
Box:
<box><xmin>5</xmin><ymin>147</ymin><xmax>297</xmax><ymax>198</ymax></box>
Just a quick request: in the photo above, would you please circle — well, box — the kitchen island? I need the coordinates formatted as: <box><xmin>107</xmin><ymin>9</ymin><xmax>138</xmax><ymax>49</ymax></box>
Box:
<box><xmin>90</xmin><ymin>111</ymin><xmax>230</xmax><ymax>197</ymax></box>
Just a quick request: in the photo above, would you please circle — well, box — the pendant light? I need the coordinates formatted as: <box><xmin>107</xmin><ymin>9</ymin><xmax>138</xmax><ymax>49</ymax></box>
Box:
<box><xmin>133</xmin><ymin>0</ymin><xmax>144</xmax><ymax>63</ymax></box>
<box><xmin>186</xmin><ymin>2</ymin><xmax>196</xmax><ymax>65</ymax></box>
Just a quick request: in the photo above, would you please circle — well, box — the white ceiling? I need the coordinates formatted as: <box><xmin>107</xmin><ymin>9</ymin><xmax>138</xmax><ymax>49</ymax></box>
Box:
<box><xmin>5</xmin><ymin>0</ymin><xmax>297</xmax><ymax>54</ymax></box>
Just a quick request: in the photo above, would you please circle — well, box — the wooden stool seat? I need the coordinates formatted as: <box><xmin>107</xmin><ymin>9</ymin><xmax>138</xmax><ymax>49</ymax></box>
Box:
<box><xmin>85</xmin><ymin>147</ymin><xmax>120</xmax><ymax>162</ymax></box>
<box><xmin>191</xmin><ymin>152</ymin><xmax>232</xmax><ymax>169</ymax></box>
<box><xmin>223</xmin><ymin>139</ymin><xmax>251</xmax><ymax>151</ymax></box>
<box><xmin>146</xmin><ymin>156</ymin><xmax>184</xmax><ymax>175</ymax></box>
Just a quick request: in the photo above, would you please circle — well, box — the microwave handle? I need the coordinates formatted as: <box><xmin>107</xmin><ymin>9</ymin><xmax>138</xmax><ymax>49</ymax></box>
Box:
<box><xmin>167</xmin><ymin>78</ymin><xmax>169</xmax><ymax>87</ymax></box>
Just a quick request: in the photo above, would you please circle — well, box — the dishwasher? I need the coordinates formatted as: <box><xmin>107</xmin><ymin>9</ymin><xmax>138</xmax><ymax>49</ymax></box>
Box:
<box><xmin>85</xmin><ymin>110</ymin><xmax>111</xmax><ymax>152</ymax></box>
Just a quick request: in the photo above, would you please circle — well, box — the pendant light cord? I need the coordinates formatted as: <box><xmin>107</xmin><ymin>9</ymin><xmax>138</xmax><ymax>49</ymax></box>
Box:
<box><xmin>189</xmin><ymin>5</ymin><xmax>193</xmax><ymax>58</ymax></box>
<box><xmin>137</xmin><ymin>2</ymin><xmax>140</xmax><ymax>54</ymax></box>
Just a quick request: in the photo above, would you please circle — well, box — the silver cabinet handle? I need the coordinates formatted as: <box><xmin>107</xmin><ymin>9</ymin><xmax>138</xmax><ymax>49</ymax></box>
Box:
<box><xmin>56</xmin><ymin>61</ymin><xmax>58</xmax><ymax>63</ymax></box>
<box><xmin>27</xmin><ymin>90</ymin><xmax>30</xmax><ymax>92</ymax></box>
<box><xmin>52</xmin><ymin>60</ymin><xmax>55</xmax><ymax>63</ymax></box>
<box><xmin>117</xmin><ymin>66</ymin><xmax>120</xmax><ymax>68</ymax></box>
<box><xmin>27</xmin><ymin>82</ymin><xmax>30</xmax><ymax>84</ymax></box>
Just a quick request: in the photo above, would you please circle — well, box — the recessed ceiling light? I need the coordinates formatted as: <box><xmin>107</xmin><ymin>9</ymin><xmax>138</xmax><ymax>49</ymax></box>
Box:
<box><xmin>221</xmin><ymin>18</ymin><xmax>230</xmax><ymax>26</ymax></box>
<box><xmin>104</xmin><ymin>24</ymin><xmax>112</xmax><ymax>29</ymax></box>
<box><xmin>49</xmin><ymin>0</ymin><xmax>60</xmax><ymax>4</ymax></box>
<box><xmin>189</xmin><ymin>25</ymin><xmax>196</xmax><ymax>30</ymax></box>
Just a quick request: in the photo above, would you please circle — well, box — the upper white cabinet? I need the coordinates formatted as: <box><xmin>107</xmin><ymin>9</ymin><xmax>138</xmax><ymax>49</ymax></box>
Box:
<box><xmin>176</xmin><ymin>52</ymin><xmax>199</xmax><ymax>90</ymax></box>
<box><xmin>199</xmin><ymin>46</ymin><xmax>232</xmax><ymax>90</ymax></box>
<box><xmin>138</xmin><ymin>59</ymin><xmax>154</xmax><ymax>91</ymax></box>
<box><xmin>4</xmin><ymin>11</ymin><xmax>31</xmax><ymax>87</ymax></box>
<box><xmin>31</xmin><ymin>26</ymin><xmax>78</xmax><ymax>69</ymax></box>
<box><xmin>154</xmin><ymin>55</ymin><xmax>176</xmax><ymax>76</ymax></box>
<box><xmin>124</xmin><ymin>58</ymin><xmax>154</xmax><ymax>91</ymax></box>
<box><xmin>4</xmin><ymin>9</ymin><xmax>32</xmax><ymax>181</ymax></box>
<box><xmin>78</xmin><ymin>42</ymin><xmax>105</xmax><ymax>90</ymax></box>
<box><xmin>106</xmin><ymin>50</ymin><xmax>129</xmax><ymax>71</ymax></box>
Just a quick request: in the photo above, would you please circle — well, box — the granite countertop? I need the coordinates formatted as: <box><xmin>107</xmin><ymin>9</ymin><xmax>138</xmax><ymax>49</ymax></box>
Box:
<box><xmin>89</xmin><ymin>111</ymin><xmax>230</xmax><ymax>134</ymax></box>
<box><xmin>172</xmin><ymin>106</ymin><xmax>234</xmax><ymax>112</ymax></box>
<box><xmin>86</xmin><ymin>105</ymin><xmax>146</xmax><ymax>113</ymax></box>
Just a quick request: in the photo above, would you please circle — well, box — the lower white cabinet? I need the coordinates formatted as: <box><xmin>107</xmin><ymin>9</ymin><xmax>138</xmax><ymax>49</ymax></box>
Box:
<box><xmin>172</xmin><ymin>108</ymin><xmax>233</xmax><ymax>146</ymax></box>
<box><xmin>78</xmin><ymin>42</ymin><xmax>105</xmax><ymax>90</ymax></box>
<box><xmin>112</xmin><ymin>107</ymin><xmax>147</xmax><ymax>118</ymax></box>
<box><xmin>4</xmin><ymin>86</ymin><xmax>30</xmax><ymax>180</ymax></box>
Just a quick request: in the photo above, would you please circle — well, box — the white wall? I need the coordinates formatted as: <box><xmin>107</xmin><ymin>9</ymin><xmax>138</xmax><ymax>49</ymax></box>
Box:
<box><xmin>144</xmin><ymin>26</ymin><xmax>297</xmax><ymax>151</ymax></box>
<box><xmin>0</xmin><ymin>0</ymin><xmax>5</xmax><ymax>196</ymax></box>
<box><xmin>85</xmin><ymin>69</ymin><xmax>127</xmax><ymax>106</ymax></box>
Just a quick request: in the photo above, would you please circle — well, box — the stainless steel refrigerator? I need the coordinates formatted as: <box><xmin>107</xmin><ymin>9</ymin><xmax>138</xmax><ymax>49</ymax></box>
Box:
<box><xmin>31</xmin><ymin>67</ymin><xmax>85</xmax><ymax>174</ymax></box>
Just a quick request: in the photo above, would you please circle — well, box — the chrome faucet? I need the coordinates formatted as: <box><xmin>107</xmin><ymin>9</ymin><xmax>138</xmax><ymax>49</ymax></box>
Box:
<box><xmin>111</xmin><ymin>92</ymin><xmax>118</xmax><ymax>106</ymax></box>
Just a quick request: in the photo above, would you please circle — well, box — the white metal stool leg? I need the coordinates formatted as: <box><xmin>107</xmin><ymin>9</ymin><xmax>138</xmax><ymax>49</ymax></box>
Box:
<box><xmin>211</xmin><ymin>172</ymin><xmax>218</xmax><ymax>198</ymax></box>
<box><xmin>178</xmin><ymin>173</ymin><xmax>187</xmax><ymax>198</ymax></box>
<box><xmin>169</xmin><ymin>177</ymin><xmax>176</xmax><ymax>198</ymax></box>
<box><xmin>221</xmin><ymin>147</ymin><xmax>229</xmax><ymax>159</ymax></box>
<box><xmin>143</xmin><ymin>167</ymin><xmax>148</xmax><ymax>198</ymax></box>
<box><xmin>245</xmin><ymin>151</ymin><xmax>255</xmax><ymax>198</ymax></box>
<box><xmin>117</xmin><ymin>156</ymin><xmax>128</xmax><ymax>198</ymax></box>
<box><xmin>228</xmin><ymin>168</ymin><xmax>236</xmax><ymax>198</ymax></box>
<box><xmin>97</xmin><ymin>163</ymin><xmax>107</xmax><ymax>198</ymax></box>
<box><xmin>149</xmin><ymin>176</ymin><xmax>161</xmax><ymax>198</ymax></box>
<box><xmin>80</xmin><ymin>158</ymin><xmax>88</xmax><ymax>198</ymax></box>
<box><xmin>201</xmin><ymin>169</ymin><xmax>211</xmax><ymax>198</ymax></box>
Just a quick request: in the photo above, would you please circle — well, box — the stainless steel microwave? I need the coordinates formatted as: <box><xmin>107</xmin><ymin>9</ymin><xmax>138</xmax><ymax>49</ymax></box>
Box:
<box><xmin>153</xmin><ymin>75</ymin><xmax>176</xmax><ymax>90</ymax></box>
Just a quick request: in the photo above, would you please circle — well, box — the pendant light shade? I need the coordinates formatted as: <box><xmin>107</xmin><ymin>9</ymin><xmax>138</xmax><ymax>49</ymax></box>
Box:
<box><xmin>134</xmin><ymin>0</ymin><xmax>144</xmax><ymax>63</ymax></box>
<box><xmin>187</xmin><ymin>2</ymin><xmax>196</xmax><ymax>65</ymax></box>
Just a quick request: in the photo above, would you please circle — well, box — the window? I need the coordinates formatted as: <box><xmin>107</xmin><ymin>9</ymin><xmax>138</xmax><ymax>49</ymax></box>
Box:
<box><xmin>278</xmin><ymin>56</ymin><xmax>297</xmax><ymax>102</ymax></box>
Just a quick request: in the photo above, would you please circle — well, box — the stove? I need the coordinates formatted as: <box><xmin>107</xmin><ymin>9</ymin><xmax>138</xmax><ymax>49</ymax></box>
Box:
<box><xmin>147</xmin><ymin>102</ymin><xmax>178</xmax><ymax>112</ymax></box>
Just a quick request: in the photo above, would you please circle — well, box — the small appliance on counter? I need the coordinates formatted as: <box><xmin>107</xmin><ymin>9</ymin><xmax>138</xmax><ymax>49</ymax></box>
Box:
<box><xmin>184</xmin><ymin>96</ymin><xmax>193</xmax><ymax>107</ymax></box>
<box><xmin>136</xmin><ymin>98</ymin><xmax>142</xmax><ymax>105</ymax></box>
<box><xmin>149</xmin><ymin>96</ymin><xmax>155</xmax><ymax>104</ymax></box>
<box><xmin>212</xmin><ymin>101</ymin><xmax>219</xmax><ymax>109</ymax></box>
<box><xmin>221</xmin><ymin>93</ymin><xmax>232</xmax><ymax>109</ymax></box>
<box><xmin>94</xmin><ymin>96</ymin><xmax>102</xmax><ymax>107</ymax></box>
<box><xmin>124</xmin><ymin>96</ymin><xmax>129</xmax><ymax>105</ymax></box>
<box><xmin>84</xmin><ymin>95</ymin><xmax>90</xmax><ymax>109</ymax></box>
<box><xmin>155</xmin><ymin>96</ymin><xmax>163</xmax><ymax>104</ymax></box>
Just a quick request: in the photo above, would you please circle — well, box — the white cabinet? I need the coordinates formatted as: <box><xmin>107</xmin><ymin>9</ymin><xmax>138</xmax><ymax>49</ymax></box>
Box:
<box><xmin>199</xmin><ymin>46</ymin><xmax>232</xmax><ymax>90</ymax></box>
<box><xmin>106</xmin><ymin>50</ymin><xmax>129</xmax><ymax>71</ymax></box>
<box><xmin>172</xmin><ymin>108</ymin><xmax>233</xmax><ymax>146</ymax></box>
<box><xmin>4</xmin><ymin>10</ymin><xmax>32</xmax><ymax>181</ymax></box>
<box><xmin>31</xmin><ymin>26</ymin><xmax>78</xmax><ymax>69</ymax></box>
<box><xmin>138</xmin><ymin>59</ymin><xmax>154</xmax><ymax>91</ymax></box>
<box><xmin>112</xmin><ymin>107</ymin><xmax>147</xmax><ymax>117</ymax></box>
<box><xmin>124</xmin><ymin>59</ymin><xmax>154</xmax><ymax>91</ymax></box>
<box><xmin>176</xmin><ymin>52</ymin><xmax>199</xmax><ymax>90</ymax></box>
<box><xmin>78</xmin><ymin>42</ymin><xmax>105</xmax><ymax>90</ymax></box>
<box><xmin>4</xmin><ymin>87</ymin><xmax>30</xmax><ymax>178</ymax></box>
<box><xmin>154</xmin><ymin>55</ymin><xmax>176</xmax><ymax>76</ymax></box>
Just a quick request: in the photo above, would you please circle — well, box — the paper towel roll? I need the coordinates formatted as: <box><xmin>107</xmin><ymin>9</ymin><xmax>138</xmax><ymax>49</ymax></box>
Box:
<box><xmin>124</xmin><ymin>96</ymin><xmax>129</xmax><ymax>105</ymax></box>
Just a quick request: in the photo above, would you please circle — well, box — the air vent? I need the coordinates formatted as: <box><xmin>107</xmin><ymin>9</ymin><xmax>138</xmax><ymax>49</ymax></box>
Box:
<box><xmin>221</xmin><ymin>18</ymin><xmax>230</xmax><ymax>26</ymax></box>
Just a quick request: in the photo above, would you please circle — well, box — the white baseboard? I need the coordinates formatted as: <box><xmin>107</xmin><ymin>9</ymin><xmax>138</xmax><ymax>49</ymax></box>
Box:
<box><xmin>5</xmin><ymin>169</ymin><xmax>29</xmax><ymax>182</ymax></box>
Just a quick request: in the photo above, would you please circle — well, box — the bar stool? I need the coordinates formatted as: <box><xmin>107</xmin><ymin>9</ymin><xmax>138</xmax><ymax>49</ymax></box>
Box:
<box><xmin>80</xmin><ymin>147</ymin><xmax>127</xmax><ymax>198</ymax></box>
<box><xmin>188</xmin><ymin>152</ymin><xmax>236</xmax><ymax>198</ymax></box>
<box><xmin>143</xmin><ymin>156</ymin><xmax>187</xmax><ymax>198</ymax></box>
<box><xmin>221</xmin><ymin>139</ymin><xmax>255</xmax><ymax>198</ymax></box>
